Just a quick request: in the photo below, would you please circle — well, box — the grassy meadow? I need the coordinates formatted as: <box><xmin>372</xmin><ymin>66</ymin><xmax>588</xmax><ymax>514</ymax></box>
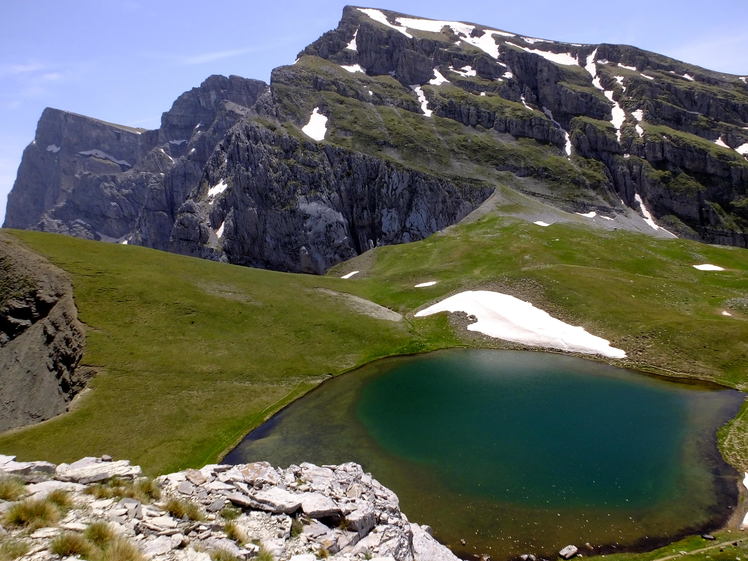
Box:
<box><xmin>0</xmin><ymin>212</ymin><xmax>746</xmax><ymax>475</ymax></box>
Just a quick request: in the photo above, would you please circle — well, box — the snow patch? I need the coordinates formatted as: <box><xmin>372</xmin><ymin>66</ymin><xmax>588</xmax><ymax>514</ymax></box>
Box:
<box><xmin>634</xmin><ymin>193</ymin><xmax>676</xmax><ymax>237</ymax></box>
<box><xmin>46</xmin><ymin>144</ymin><xmax>60</xmax><ymax>153</ymax></box>
<box><xmin>346</xmin><ymin>28</ymin><xmax>358</xmax><ymax>51</ymax></box>
<box><xmin>368</xmin><ymin>90</ymin><xmax>374</xmax><ymax>96</ymax></box>
<box><xmin>415</xmin><ymin>290</ymin><xmax>627</xmax><ymax>358</ymax></box>
<box><xmin>692</xmin><ymin>264</ymin><xmax>725</xmax><ymax>271</ymax></box>
<box><xmin>632</xmin><ymin>109</ymin><xmax>644</xmax><ymax>122</ymax></box>
<box><xmin>207</xmin><ymin>179</ymin><xmax>228</xmax><ymax>201</ymax></box>
<box><xmin>615</xmin><ymin>75</ymin><xmax>626</xmax><ymax>92</ymax></box>
<box><xmin>78</xmin><ymin>149</ymin><xmax>132</xmax><ymax>167</ymax></box>
<box><xmin>157</xmin><ymin>148</ymin><xmax>174</xmax><ymax>164</ymax></box>
<box><xmin>358</xmin><ymin>8</ymin><xmax>412</xmax><ymax>37</ymax></box>
<box><xmin>543</xmin><ymin>107</ymin><xmax>572</xmax><ymax>157</ymax></box>
<box><xmin>120</xmin><ymin>240</ymin><xmax>128</xmax><ymax>245</ymax></box>
<box><xmin>576</xmin><ymin>211</ymin><xmax>597</xmax><ymax>218</ymax></box>
<box><xmin>522</xmin><ymin>36</ymin><xmax>553</xmax><ymax>45</ymax></box>
<box><xmin>412</xmin><ymin>86</ymin><xmax>432</xmax><ymax>117</ymax></box>
<box><xmin>520</xmin><ymin>95</ymin><xmax>533</xmax><ymax>111</ymax></box>
<box><xmin>640</xmin><ymin>73</ymin><xmax>654</xmax><ymax>80</ymax></box>
<box><xmin>340</xmin><ymin>271</ymin><xmax>359</xmax><ymax>279</ymax></box>
<box><xmin>635</xmin><ymin>125</ymin><xmax>644</xmax><ymax>138</ymax></box>
<box><xmin>188</xmin><ymin>148</ymin><xmax>196</xmax><ymax>155</ymax></box>
<box><xmin>715</xmin><ymin>136</ymin><xmax>730</xmax><ymax>149</ymax></box>
<box><xmin>480</xmin><ymin>92</ymin><xmax>486</xmax><ymax>97</ymax></box>
<box><xmin>502</xmin><ymin>71</ymin><xmax>514</xmax><ymax>79</ymax></box>
<box><xmin>604</xmin><ymin>90</ymin><xmax>626</xmax><ymax>143</ymax></box>
<box><xmin>216</xmin><ymin>221</ymin><xmax>225</xmax><ymax>239</ymax></box>
<box><xmin>533</xmin><ymin>221</ymin><xmax>551</xmax><ymax>227</ymax></box>
<box><xmin>618</xmin><ymin>63</ymin><xmax>637</xmax><ymax>71</ymax></box>
<box><xmin>428</xmin><ymin>68</ymin><xmax>450</xmax><ymax>86</ymax></box>
<box><xmin>449</xmin><ymin>65</ymin><xmax>476</xmax><ymax>78</ymax></box>
<box><xmin>302</xmin><ymin>107</ymin><xmax>328</xmax><ymax>141</ymax></box>
<box><xmin>341</xmin><ymin>63</ymin><xmax>365</xmax><ymax>74</ymax></box>
<box><xmin>507</xmin><ymin>42</ymin><xmax>578</xmax><ymax>66</ymax></box>
<box><xmin>736</xmin><ymin>143</ymin><xmax>748</xmax><ymax>156</ymax></box>
<box><xmin>414</xmin><ymin>281</ymin><xmax>438</xmax><ymax>288</ymax></box>
<box><xmin>584</xmin><ymin>48</ymin><xmax>599</xmax><ymax>78</ymax></box>
<box><xmin>682</xmin><ymin>73</ymin><xmax>695</xmax><ymax>81</ymax></box>
<box><xmin>741</xmin><ymin>77</ymin><xmax>747</xmax><ymax>84</ymax></box>
<box><xmin>722</xmin><ymin>310</ymin><xmax>733</xmax><ymax>317</ymax></box>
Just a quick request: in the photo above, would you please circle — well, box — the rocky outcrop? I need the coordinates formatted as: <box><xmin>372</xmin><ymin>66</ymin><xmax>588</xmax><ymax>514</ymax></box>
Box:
<box><xmin>170</xmin><ymin>121</ymin><xmax>493</xmax><ymax>273</ymax></box>
<box><xmin>0</xmin><ymin>455</ymin><xmax>458</xmax><ymax>561</ymax></box>
<box><xmin>0</xmin><ymin>232</ymin><xmax>89</xmax><ymax>432</ymax></box>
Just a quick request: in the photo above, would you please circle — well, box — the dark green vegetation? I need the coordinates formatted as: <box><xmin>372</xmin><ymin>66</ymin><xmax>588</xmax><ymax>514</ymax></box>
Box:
<box><xmin>226</xmin><ymin>349</ymin><xmax>742</xmax><ymax>560</ymax></box>
<box><xmin>0</xmin><ymin>219</ymin><xmax>746</xmax><ymax>475</ymax></box>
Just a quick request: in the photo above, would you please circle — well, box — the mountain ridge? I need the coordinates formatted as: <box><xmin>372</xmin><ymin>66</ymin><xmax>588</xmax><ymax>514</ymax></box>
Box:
<box><xmin>4</xmin><ymin>5</ymin><xmax>748</xmax><ymax>270</ymax></box>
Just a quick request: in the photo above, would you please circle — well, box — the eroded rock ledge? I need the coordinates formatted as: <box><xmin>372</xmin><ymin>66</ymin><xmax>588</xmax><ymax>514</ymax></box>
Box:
<box><xmin>0</xmin><ymin>232</ymin><xmax>89</xmax><ymax>432</ymax></box>
<box><xmin>0</xmin><ymin>455</ymin><xmax>458</xmax><ymax>561</ymax></box>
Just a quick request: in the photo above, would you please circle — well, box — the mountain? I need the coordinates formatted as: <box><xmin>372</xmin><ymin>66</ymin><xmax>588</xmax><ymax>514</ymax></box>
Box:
<box><xmin>4</xmin><ymin>6</ymin><xmax>748</xmax><ymax>272</ymax></box>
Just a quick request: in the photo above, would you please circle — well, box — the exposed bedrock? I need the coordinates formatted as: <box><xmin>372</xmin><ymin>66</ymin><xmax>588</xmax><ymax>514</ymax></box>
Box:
<box><xmin>0</xmin><ymin>232</ymin><xmax>89</xmax><ymax>431</ymax></box>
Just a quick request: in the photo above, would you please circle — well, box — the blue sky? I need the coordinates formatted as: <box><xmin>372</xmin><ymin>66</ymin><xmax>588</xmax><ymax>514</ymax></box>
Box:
<box><xmin>1</xmin><ymin>0</ymin><xmax>746</xmax><ymax>222</ymax></box>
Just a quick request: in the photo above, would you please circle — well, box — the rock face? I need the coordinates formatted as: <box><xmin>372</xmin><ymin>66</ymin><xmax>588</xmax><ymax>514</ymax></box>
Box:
<box><xmin>0</xmin><ymin>456</ymin><xmax>459</xmax><ymax>561</ymax></box>
<box><xmin>0</xmin><ymin>232</ymin><xmax>89</xmax><ymax>431</ymax></box>
<box><xmin>5</xmin><ymin>6</ymin><xmax>748</xmax><ymax>262</ymax></box>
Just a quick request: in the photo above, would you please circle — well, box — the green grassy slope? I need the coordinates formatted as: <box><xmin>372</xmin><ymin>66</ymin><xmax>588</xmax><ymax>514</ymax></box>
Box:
<box><xmin>0</xmin><ymin>215</ymin><xmax>746</xmax><ymax>474</ymax></box>
<box><xmin>0</xmin><ymin>230</ymin><xmax>428</xmax><ymax>475</ymax></box>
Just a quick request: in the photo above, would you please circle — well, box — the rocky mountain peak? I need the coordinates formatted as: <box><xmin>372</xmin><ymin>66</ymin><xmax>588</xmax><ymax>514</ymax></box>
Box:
<box><xmin>4</xmin><ymin>6</ymin><xmax>747</xmax><ymax>268</ymax></box>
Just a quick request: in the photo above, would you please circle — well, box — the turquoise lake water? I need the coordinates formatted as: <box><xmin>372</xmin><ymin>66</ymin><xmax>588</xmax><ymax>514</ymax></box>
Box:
<box><xmin>224</xmin><ymin>350</ymin><xmax>743</xmax><ymax>560</ymax></box>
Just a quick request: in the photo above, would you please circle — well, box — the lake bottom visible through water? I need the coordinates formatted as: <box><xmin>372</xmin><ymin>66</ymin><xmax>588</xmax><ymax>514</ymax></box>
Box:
<box><xmin>224</xmin><ymin>350</ymin><xmax>743</xmax><ymax>560</ymax></box>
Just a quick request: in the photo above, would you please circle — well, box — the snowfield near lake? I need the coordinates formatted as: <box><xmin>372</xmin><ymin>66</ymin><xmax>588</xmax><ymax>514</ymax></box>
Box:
<box><xmin>693</xmin><ymin>264</ymin><xmax>725</xmax><ymax>271</ymax></box>
<box><xmin>302</xmin><ymin>107</ymin><xmax>328</xmax><ymax>141</ymax></box>
<box><xmin>415</xmin><ymin>290</ymin><xmax>627</xmax><ymax>358</ymax></box>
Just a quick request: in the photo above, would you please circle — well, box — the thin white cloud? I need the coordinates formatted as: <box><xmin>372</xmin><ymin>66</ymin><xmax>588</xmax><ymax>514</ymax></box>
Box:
<box><xmin>40</xmin><ymin>72</ymin><xmax>63</xmax><ymax>82</ymax></box>
<box><xmin>665</xmin><ymin>32</ymin><xmax>748</xmax><ymax>75</ymax></box>
<box><xmin>181</xmin><ymin>47</ymin><xmax>256</xmax><ymax>65</ymax></box>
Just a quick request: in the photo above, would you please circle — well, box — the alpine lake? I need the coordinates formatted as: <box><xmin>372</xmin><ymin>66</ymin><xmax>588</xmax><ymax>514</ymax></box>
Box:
<box><xmin>224</xmin><ymin>350</ymin><xmax>744</xmax><ymax>560</ymax></box>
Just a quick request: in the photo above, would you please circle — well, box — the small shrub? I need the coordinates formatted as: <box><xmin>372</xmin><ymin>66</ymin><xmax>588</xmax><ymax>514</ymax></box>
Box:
<box><xmin>3</xmin><ymin>498</ymin><xmax>60</xmax><ymax>530</ymax></box>
<box><xmin>219</xmin><ymin>505</ymin><xmax>241</xmax><ymax>520</ymax></box>
<box><xmin>224</xmin><ymin>520</ymin><xmax>246</xmax><ymax>545</ymax></box>
<box><xmin>256</xmin><ymin>547</ymin><xmax>275</xmax><ymax>561</ymax></box>
<box><xmin>0</xmin><ymin>539</ymin><xmax>30</xmax><ymax>561</ymax></box>
<box><xmin>84</xmin><ymin>520</ymin><xmax>116</xmax><ymax>548</ymax></box>
<box><xmin>47</xmin><ymin>489</ymin><xmax>73</xmax><ymax>510</ymax></box>
<box><xmin>209</xmin><ymin>549</ymin><xmax>241</xmax><ymax>561</ymax></box>
<box><xmin>132</xmin><ymin>478</ymin><xmax>161</xmax><ymax>502</ymax></box>
<box><xmin>99</xmin><ymin>536</ymin><xmax>144</xmax><ymax>561</ymax></box>
<box><xmin>50</xmin><ymin>532</ymin><xmax>93</xmax><ymax>557</ymax></box>
<box><xmin>290</xmin><ymin>517</ymin><xmax>304</xmax><ymax>538</ymax></box>
<box><xmin>165</xmin><ymin>497</ymin><xmax>204</xmax><ymax>521</ymax></box>
<box><xmin>0</xmin><ymin>477</ymin><xmax>25</xmax><ymax>501</ymax></box>
<box><xmin>84</xmin><ymin>477</ymin><xmax>160</xmax><ymax>503</ymax></box>
<box><xmin>316</xmin><ymin>547</ymin><xmax>330</xmax><ymax>559</ymax></box>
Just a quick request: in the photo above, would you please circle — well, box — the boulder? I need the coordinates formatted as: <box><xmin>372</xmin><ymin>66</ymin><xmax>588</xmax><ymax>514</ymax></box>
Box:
<box><xmin>300</xmin><ymin>492</ymin><xmax>342</xmax><ymax>519</ymax></box>
<box><xmin>56</xmin><ymin>457</ymin><xmax>141</xmax><ymax>483</ymax></box>
<box><xmin>560</xmin><ymin>545</ymin><xmax>579</xmax><ymax>559</ymax></box>
<box><xmin>246</xmin><ymin>487</ymin><xmax>302</xmax><ymax>514</ymax></box>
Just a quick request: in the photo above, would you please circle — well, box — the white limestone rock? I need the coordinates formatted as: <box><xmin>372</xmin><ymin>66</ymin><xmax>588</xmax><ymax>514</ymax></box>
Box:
<box><xmin>56</xmin><ymin>457</ymin><xmax>142</xmax><ymax>483</ymax></box>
